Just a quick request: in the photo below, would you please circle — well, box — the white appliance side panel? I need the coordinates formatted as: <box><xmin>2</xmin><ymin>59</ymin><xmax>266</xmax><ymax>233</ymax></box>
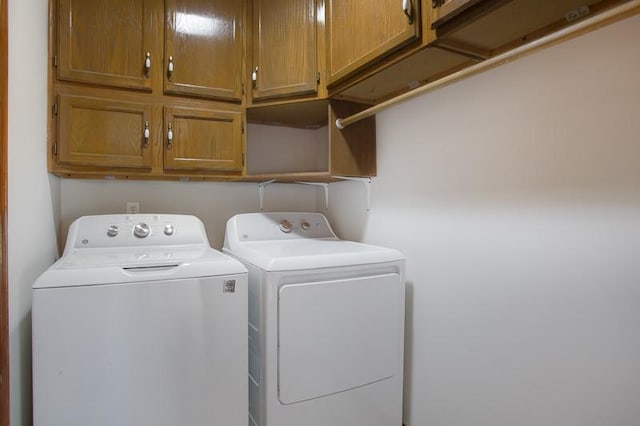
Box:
<box><xmin>32</xmin><ymin>275</ymin><xmax>247</xmax><ymax>426</ymax></box>
<box><xmin>245</xmin><ymin>262</ymin><xmax>264</xmax><ymax>426</ymax></box>
<box><xmin>278</xmin><ymin>273</ymin><xmax>404</xmax><ymax>404</ymax></box>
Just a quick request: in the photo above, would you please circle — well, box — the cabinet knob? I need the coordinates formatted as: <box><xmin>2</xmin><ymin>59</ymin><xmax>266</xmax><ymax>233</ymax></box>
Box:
<box><xmin>167</xmin><ymin>56</ymin><xmax>174</xmax><ymax>80</ymax></box>
<box><xmin>144</xmin><ymin>52</ymin><xmax>151</xmax><ymax>75</ymax></box>
<box><xmin>167</xmin><ymin>123</ymin><xmax>173</xmax><ymax>150</ymax></box>
<box><xmin>251</xmin><ymin>66</ymin><xmax>259</xmax><ymax>88</ymax></box>
<box><xmin>143</xmin><ymin>121</ymin><xmax>150</xmax><ymax>148</ymax></box>
<box><xmin>403</xmin><ymin>0</ymin><xmax>414</xmax><ymax>24</ymax></box>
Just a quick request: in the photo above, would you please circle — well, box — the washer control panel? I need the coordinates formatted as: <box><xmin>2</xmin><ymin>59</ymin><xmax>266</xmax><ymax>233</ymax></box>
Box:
<box><xmin>64</xmin><ymin>214</ymin><xmax>209</xmax><ymax>253</ymax></box>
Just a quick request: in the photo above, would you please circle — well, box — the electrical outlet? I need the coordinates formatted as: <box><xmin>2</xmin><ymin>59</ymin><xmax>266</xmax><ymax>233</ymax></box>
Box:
<box><xmin>126</xmin><ymin>201</ymin><xmax>140</xmax><ymax>214</ymax></box>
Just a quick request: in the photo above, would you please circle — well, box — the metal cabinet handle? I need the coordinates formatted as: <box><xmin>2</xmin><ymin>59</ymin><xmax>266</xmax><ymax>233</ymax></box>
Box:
<box><xmin>251</xmin><ymin>66</ymin><xmax>258</xmax><ymax>87</ymax></box>
<box><xmin>144</xmin><ymin>52</ymin><xmax>151</xmax><ymax>75</ymax></box>
<box><xmin>167</xmin><ymin>123</ymin><xmax>173</xmax><ymax>150</ymax></box>
<box><xmin>167</xmin><ymin>56</ymin><xmax>174</xmax><ymax>80</ymax></box>
<box><xmin>403</xmin><ymin>0</ymin><xmax>414</xmax><ymax>24</ymax></box>
<box><xmin>143</xmin><ymin>121</ymin><xmax>150</xmax><ymax>147</ymax></box>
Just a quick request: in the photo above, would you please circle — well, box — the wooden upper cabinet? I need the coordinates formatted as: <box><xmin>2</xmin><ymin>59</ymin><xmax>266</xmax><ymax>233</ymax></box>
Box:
<box><xmin>164</xmin><ymin>0</ymin><xmax>244</xmax><ymax>101</ymax></box>
<box><xmin>164</xmin><ymin>106</ymin><xmax>243</xmax><ymax>172</ymax></box>
<box><xmin>251</xmin><ymin>0</ymin><xmax>318</xmax><ymax>101</ymax></box>
<box><xmin>57</xmin><ymin>0</ymin><xmax>157</xmax><ymax>91</ymax></box>
<box><xmin>57</xmin><ymin>95</ymin><xmax>154</xmax><ymax>170</ymax></box>
<box><xmin>326</xmin><ymin>0</ymin><xmax>421</xmax><ymax>86</ymax></box>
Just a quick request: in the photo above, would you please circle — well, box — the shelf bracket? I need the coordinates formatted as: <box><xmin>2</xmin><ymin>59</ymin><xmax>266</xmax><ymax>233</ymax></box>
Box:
<box><xmin>257</xmin><ymin>179</ymin><xmax>276</xmax><ymax>211</ymax></box>
<box><xmin>296</xmin><ymin>182</ymin><xmax>330</xmax><ymax>209</ymax></box>
<box><xmin>333</xmin><ymin>176</ymin><xmax>372</xmax><ymax>211</ymax></box>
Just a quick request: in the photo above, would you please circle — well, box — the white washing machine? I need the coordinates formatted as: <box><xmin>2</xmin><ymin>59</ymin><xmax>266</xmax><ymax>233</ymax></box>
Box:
<box><xmin>32</xmin><ymin>214</ymin><xmax>248</xmax><ymax>426</ymax></box>
<box><xmin>223</xmin><ymin>212</ymin><xmax>405</xmax><ymax>426</ymax></box>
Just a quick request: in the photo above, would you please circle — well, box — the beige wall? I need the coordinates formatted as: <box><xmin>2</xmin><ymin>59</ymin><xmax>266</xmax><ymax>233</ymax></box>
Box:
<box><xmin>7</xmin><ymin>1</ymin><xmax>59</xmax><ymax>425</ymax></box>
<box><xmin>325</xmin><ymin>14</ymin><xmax>640</xmax><ymax>426</ymax></box>
<box><xmin>7</xmin><ymin>2</ymin><xmax>318</xmax><ymax>426</ymax></box>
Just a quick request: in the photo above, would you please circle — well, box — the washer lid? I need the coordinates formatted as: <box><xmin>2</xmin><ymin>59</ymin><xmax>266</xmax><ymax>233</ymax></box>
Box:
<box><xmin>223</xmin><ymin>239</ymin><xmax>403</xmax><ymax>271</ymax></box>
<box><xmin>33</xmin><ymin>246</ymin><xmax>247</xmax><ymax>289</ymax></box>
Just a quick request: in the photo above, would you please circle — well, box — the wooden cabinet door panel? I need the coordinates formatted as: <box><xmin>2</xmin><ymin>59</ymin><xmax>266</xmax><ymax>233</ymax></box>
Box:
<box><xmin>58</xmin><ymin>95</ymin><xmax>153</xmax><ymax>169</ymax></box>
<box><xmin>252</xmin><ymin>0</ymin><xmax>317</xmax><ymax>100</ymax></box>
<box><xmin>326</xmin><ymin>0</ymin><xmax>421</xmax><ymax>85</ymax></box>
<box><xmin>58</xmin><ymin>0</ymin><xmax>156</xmax><ymax>91</ymax></box>
<box><xmin>164</xmin><ymin>107</ymin><xmax>242</xmax><ymax>171</ymax></box>
<box><xmin>164</xmin><ymin>0</ymin><xmax>244</xmax><ymax>101</ymax></box>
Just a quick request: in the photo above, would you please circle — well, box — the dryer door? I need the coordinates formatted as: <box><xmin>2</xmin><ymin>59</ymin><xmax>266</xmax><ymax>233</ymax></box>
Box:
<box><xmin>278</xmin><ymin>273</ymin><xmax>404</xmax><ymax>404</ymax></box>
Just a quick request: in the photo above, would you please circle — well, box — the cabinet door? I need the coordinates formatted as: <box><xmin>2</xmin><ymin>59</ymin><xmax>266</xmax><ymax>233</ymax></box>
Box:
<box><xmin>57</xmin><ymin>95</ymin><xmax>154</xmax><ymax>169</ymax></box>
<box><xmin>164</xmin><ymin>0</ymin><xmax>244</xmax><ymax>101</ymax></box>
<box><xmin>326</xmin><ymin>0</ymin><xmax>421</xmax><ymax>85</ymax></box>
<box><xmin>164</xmin><ymin>106</ymin><xmax>243</xmax><ymax>172</ymax></box>
<box><xmin>251</xmin><ymin>0</ymin><xmax>318</xmax><ymax>101</ymax></box>
<box><xmin>57</xmin><ymin>0</ymin><xmax>156</xmax><ymax>91</ymax></box>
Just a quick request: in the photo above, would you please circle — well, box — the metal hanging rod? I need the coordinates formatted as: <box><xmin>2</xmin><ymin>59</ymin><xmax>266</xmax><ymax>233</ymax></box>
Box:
<box><xmin>334</xmin><ymin>0</ymin><xmax>640</xmax><ymax>130</ymax></box>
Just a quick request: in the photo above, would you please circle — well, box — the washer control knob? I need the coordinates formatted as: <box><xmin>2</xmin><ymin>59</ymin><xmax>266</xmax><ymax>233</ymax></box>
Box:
<box><xmin>300</xmin><ymin>221</ymin><xmax>311</xmax><ymax>231</ymax></box>
<box><xmin>279</xmin><ymin>219</ymin><xmax>293</xmax><ymax>233</ymax></box>
<box><xmin>164</xmin><ymin>224</ymin><xmax>175</xmax><ymax>236</ymax></box>
<box><xmin>133</xmin><ymin>223</ymin><xmax>151</xmax><ymax>238</ymax></box>
<box><xmin>106</xmin><ymin>225</ymin><xmax>119</xmax><ymax>237</ymax></box>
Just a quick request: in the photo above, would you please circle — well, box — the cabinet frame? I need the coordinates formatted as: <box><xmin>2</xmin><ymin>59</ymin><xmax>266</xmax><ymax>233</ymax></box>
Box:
<box><xmin>244</xmin><ymin>99</ymin><xmax>376</xmax><ymax>181</ymax></box>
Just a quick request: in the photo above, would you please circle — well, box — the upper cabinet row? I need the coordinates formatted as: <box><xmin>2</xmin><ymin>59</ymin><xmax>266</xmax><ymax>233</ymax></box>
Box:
<box><xmin>58</xmin><ymin>0</ymin><xmax>244</xmax><ymax>101</ymax></box>
<box><xmin>57</xmin><ymin>0</ymin><xmax>323</xmax><ymax>104</ymax></box>
<box><xmin>50</xmin><ymin>0</ymin><xmax>380</xmax><ymax>181</ymax></box>
<box><xmin>55</xmin><ymin>0</ymin><xmax>430</xmax><ymax>105</ymax></box>
<box><xmin>56</xmin><ymin>0</ymin><xmax>635</xmax><ymax>105</ymax></box>
<box><xmin>51</xmin><ymin>0</ymin><xmax>635</xmax><ymax>181</ymax></box>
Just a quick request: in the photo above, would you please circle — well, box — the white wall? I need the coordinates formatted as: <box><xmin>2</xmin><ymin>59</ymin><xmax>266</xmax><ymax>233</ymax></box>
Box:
<box><xmin>7</xmin><ymin>1</ymin><xmax>59</xmax><ymax>426</ymax></box>
<box><xmin>326</xmin><ymin>14</ymin><xmax>640</xmax><ymax>426</ymax></box>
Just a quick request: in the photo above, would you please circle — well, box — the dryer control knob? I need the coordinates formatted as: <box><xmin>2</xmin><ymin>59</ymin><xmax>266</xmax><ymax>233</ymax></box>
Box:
<box><xmin>134</xmin><ymin>223</ymin><xmax>151</xmax><ymax>238</ymax></box>
<box><xmin>106</xmin><ymin>225</ymin><xmax>119</xmax><ymax>237</ymax></box>
<box><xmin>300</xmin><ymin>221</ymin><xmax>311</xmax><ymax>230</ymax></box>
<box><xmin>164</xmin><ymin>224</ymin><xmax>175</xmax><ymax>236</ymax></box>
<box><xmin>279</xmin><ymin>219</ymin><xmax>293</xmax><ymax>233</ymax></box>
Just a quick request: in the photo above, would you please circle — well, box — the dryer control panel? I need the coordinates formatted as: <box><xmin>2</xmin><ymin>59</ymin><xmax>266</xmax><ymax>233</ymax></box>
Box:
<box><xmin>63</xmin><ymin>214</ymin><xmax>209</xmax><ymax>254</ymax></box>
<box><xmin>225</xmin><ymin>212</ymin><xmax>337</xmax><ymax>244</ymax></box>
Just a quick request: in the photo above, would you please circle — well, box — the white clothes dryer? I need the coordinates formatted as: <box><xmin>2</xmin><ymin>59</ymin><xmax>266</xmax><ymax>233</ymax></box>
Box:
<box><xmin>223</xmin><ymin>212</ymin><xmax>405</xmax><ymax>426</ymax></box>
<box><xmin>33</xmin><ymin>214</ymin><xmax>248</xmax><ymax>426</ymax></box>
